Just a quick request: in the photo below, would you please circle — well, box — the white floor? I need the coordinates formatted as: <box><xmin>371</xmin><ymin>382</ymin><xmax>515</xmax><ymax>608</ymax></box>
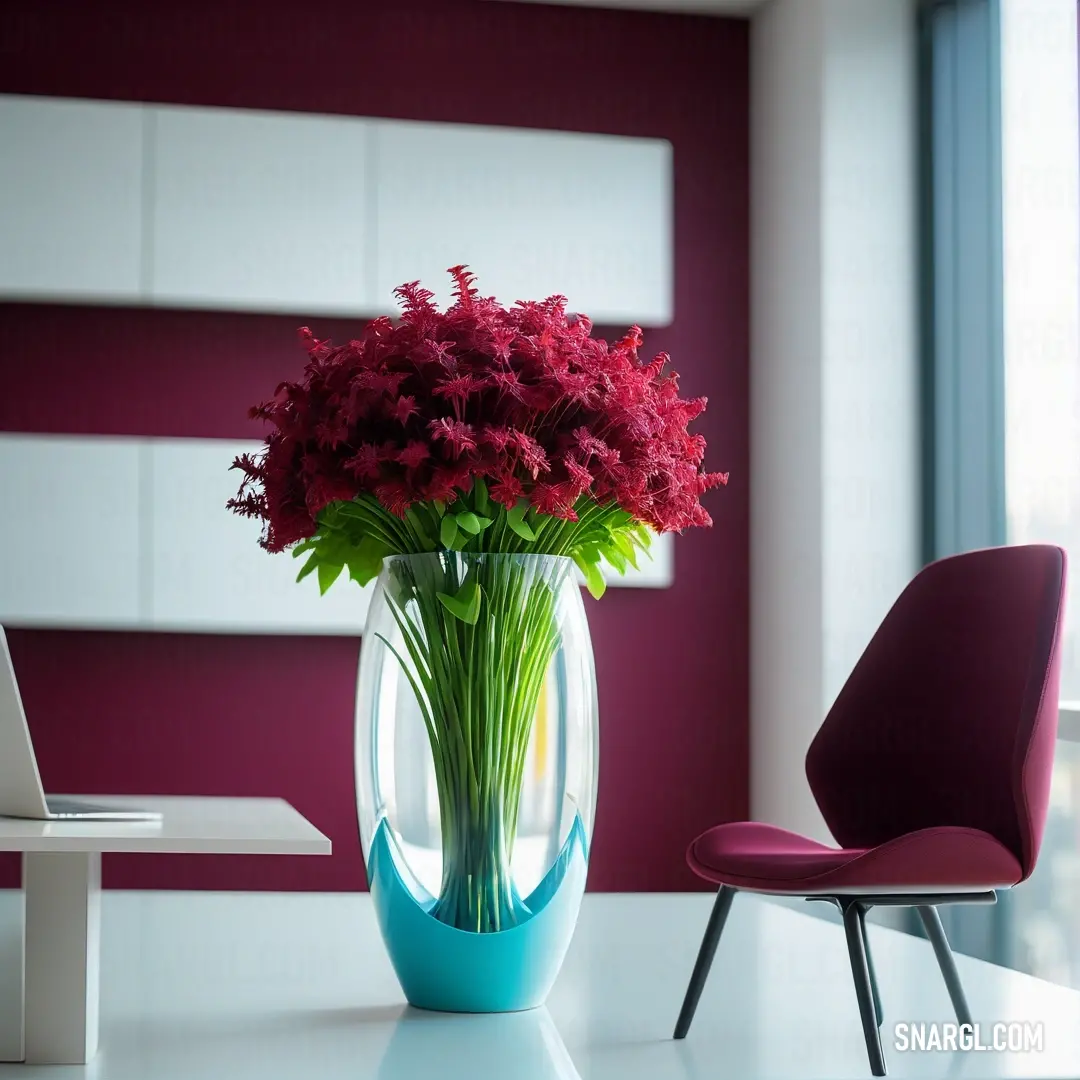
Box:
<box><xmin>0</xmin><ymin>890</ymin><xmax>1077</xmax><ymax>1079</ymax></box>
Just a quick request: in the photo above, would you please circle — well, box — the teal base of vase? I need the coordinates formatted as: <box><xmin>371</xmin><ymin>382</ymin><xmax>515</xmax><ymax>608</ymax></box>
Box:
<box><xmin>367</xmin><ymin>816</ymin><xmax>588</xmax><ymax>1013</ymax></box>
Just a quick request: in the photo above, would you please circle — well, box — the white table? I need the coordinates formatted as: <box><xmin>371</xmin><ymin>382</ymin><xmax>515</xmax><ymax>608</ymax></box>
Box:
<box><xmin>0</xmin><ymin>796</ymin><xmax>329</xmax><ymax>1066</ymax></box>
<box><xmin>0</xmin><ymin>891</ymin><xmax>1076</xmax><ymax>1079</ymax></box>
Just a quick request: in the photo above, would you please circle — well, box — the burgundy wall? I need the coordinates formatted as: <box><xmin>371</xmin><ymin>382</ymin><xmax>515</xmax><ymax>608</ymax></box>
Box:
<box><xmin>0</xmin><ymin>0</ymin><xmax>749</xmax><ymax>891</ymax></box>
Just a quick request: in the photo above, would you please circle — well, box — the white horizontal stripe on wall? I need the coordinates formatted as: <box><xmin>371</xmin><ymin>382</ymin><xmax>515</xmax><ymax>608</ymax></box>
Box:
<box><xmin>0</xmin><ymin>95</ymin><xmax>673</xmax><ymax>326</ymax></box>
<box><xmin>0</xmin><ymin>436</ymin><xmax>143</xmax><ymax>626</ymax></box>
<box><xmin>150</xmin><ymin>108</ymin><xmax>374</xmax><ymax>316</ymax></box>
<box><xmin>147</xmin><ymin>439</ymin><xmax>371</xmax><ymax>635</ymax></box>
<box><xmin>0</xmin><ymin>434</ymin><xmax>673</xmax><ymax>636</ymax></box>
<box><xmin>0</xmin><ymin>97</ymin><xmax>144</xmax><ymax>301</ymax></box>
<box><xmin>373</xmin><ymin>121</ymin><xmax>673</xmax><ymax>324</ymax></box>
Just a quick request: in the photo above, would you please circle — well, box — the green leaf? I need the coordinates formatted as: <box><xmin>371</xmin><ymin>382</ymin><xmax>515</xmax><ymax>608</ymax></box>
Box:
<box><xmin>437</xmin><ymin>579</ymin><xmax>482</xmax><ymax>624</ymax></box>
<box><xmin>440</xmin><ymin>514</ymin><xmax>459</xmax><ymax>549</ymax></box>
<box><xmin>347</xmin><ymin>561</ymin><xmax>376</xmax><ymax>587</ymax></box>
<box><xmin>296</xmin><ymin>551</ymin><xmax>319</xmax><ymax>583</ymax></box>
<box><xmin>613</xmin><ymin>530</ymin><xmax>640</xmax><ymax>570</ymax></box>
<box><xmin>574</xmin><ymin>552</ymin><xmax>607</xmax><ymax>600</ymax></box>
<box><xmin>602</xmin><ymin>542</ymin><xmax>628</xmax><ymax>575</ymax></box>
<box><xmin>580</xmin><ymin>542</ymin><xmax>603</xmax><ymax>565</ymax></box>
<box><xmin>473</xmin><ymin>476</ymin><xmax>490</xmax><ymax>515</ymax></box>
<box><xmin>405</xmin><ymin>507</ymin><xmax>437</xmax><ymax>552</ymax></box>
<box><xmin>347</xmin><ymin>534</ymin><xmax>390</xmax><ymax>587</ymax></box>
<box><xmin>455</xmin><ymin>511</ymin><xmax>492</xmax><ymax>536</ymax></box>
<box><xmin>361</xmin><ymin>531</ymin><xmax>392</xmax><ymax>560</ymax></box>
<box><xmin>291</xmin><ymin>538</ymin><xmax>318</xmax><ymax>558</ymax></box>
<box><xmin>335</xmin><ymin>501</ymin><xmax>368</xmax><ymax>518</ymax></box>
<box><xmin>317</xmin><ymin>561</ymin><xmax>344</xmax><ymax>595</ymax></box>
<box><xmin>506</xmin><ymin>502</ymin><xmax>536</xmax><ymax>541</ymax></box>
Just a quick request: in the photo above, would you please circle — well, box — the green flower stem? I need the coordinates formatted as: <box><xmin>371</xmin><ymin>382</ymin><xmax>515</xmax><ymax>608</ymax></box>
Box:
<box><xmin>384</xmin><ymin>552</ymin><xmax>565</xmax><ymax>933</ymax></box>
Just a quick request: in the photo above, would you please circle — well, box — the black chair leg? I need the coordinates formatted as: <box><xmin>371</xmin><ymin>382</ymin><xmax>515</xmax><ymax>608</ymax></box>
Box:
<box><xmin>842</xmin><ymin>902</ymin><xmax>887</xmax><ymax>1076</ymax></box>
<box><xmin>857</xmin><ymin>905</ymin><xmax>884</xmax><ymax>1027</ymax></box>
<box><xmin>673</xmin><ymin>886</ymin><xmax>736</xmax><ymax>1039</ymax></box>
<box><xmin>917</xmin><ymin>906</ymin><xmax>973</xmax><ymax>1027</ymax></box>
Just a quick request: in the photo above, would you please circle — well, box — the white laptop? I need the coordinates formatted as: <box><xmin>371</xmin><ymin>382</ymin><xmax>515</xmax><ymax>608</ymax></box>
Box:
<box><xmin>0</xmin><ymin>626</ymin><xmax>161</xmax><ymax>822</ymax></box>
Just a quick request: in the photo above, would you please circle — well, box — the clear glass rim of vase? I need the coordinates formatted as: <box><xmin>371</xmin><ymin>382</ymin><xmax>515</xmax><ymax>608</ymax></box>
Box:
<box><xmin>382</xmin><ymin>552</ymin><xmax>576</xmax><ymax>568</ymax></box>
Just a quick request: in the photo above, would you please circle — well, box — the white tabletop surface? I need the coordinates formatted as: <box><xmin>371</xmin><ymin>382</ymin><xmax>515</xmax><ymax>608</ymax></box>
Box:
<box><xmin>0</xmin><ymin>797</ymin><xmax>330</xmax><ymax>854</ymax></box>
<box><xmin>0</xmin><ymin>890</ymin><xmax>1076</xmax><ymax>1079</ymax></box>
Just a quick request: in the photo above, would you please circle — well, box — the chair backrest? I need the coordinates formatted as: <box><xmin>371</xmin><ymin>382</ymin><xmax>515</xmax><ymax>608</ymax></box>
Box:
<box><xmin>805</xmin><ymin>544</ymin><xmax>1066</xmax><ymax>881</ymax></box>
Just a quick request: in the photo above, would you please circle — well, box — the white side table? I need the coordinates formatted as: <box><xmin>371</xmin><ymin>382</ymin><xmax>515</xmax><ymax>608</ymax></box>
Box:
<box><xmin>0</xmin><ymin>796</ymin><xmax>330</xmax><ymax>1065</ymax></box>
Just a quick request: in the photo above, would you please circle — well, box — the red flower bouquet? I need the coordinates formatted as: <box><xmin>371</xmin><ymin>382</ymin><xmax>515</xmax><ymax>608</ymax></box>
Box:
<box><xmin>228</xmin><ymin>266</ymin><xmax>726</xmax><ymax>598</ymax></box>
<box><xmin>229</xmin><ymin>269</ymin><xmax>726</xmax><ymax>937</ymax></box>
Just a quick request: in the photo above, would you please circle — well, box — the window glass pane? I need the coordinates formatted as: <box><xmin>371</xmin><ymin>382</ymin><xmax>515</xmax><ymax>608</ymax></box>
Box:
<box><xmin>1008</xmin><ymin>739</ymin><xmax>1080</xmax><ymax>988</ymax></box>
<box><xmin>1001</xmin><ymin>0</ymin><xmax>1080</xmax><ymax>697</ymax></box>
<box><xmin>1004</xmin><ymin>343</ymin><xmax>1080</xmax><ymax>695</ymax></box>
<box><xmin>999</xmin><ymin>0</ymin><xmax>1079</xmax><ymax>988</ymax></box>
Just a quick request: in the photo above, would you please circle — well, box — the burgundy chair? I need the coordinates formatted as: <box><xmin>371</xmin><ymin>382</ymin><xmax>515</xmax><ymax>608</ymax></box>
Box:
<box><xmin>674</xmin><ymin>544</ymin><xmax>1067</xmax><ymax>1076</ymax></box>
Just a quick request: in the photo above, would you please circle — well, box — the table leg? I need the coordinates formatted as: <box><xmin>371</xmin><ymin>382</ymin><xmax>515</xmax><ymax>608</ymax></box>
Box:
<box><xmin>0</xmin><ymin>889</ymin><xmax>24</xmax><ymax>1062</ymax></box>
<box><xmin>22</xmin><ymin>851</ymin><xmax>101</xmax><ymax>1064</ymax></box>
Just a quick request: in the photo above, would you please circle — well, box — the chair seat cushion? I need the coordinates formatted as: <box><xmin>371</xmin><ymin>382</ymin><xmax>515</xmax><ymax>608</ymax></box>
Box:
<box><xmin>687</xmin><ymin>821</ymin><xmax>1023</xmax><ymax>893</ymax></box>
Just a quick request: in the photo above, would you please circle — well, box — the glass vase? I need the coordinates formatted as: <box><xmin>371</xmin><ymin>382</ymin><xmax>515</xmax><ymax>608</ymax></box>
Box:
<box><xmin>355</xmin><ymin>552</ymin><xmax>598</xmax><ymax>1012</ymax></box>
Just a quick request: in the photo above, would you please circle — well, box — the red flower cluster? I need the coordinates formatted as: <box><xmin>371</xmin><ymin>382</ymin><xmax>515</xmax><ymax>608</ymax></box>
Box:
<box><xmin>230</xmin><ymin>267</ymin><xmax>728</xmax><ymax>552</ymax></box>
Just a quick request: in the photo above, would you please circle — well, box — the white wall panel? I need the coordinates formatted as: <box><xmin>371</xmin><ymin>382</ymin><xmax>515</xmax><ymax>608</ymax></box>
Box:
<box><xmin>0</xmin><ymin>431</ymin><xmax>673</xmax><ymax>636</ymax></box>
<box><xmin>374</xmin><ymin>120</ymin><xmax>673</xmax><ymax>326</ymax></box>
<box><xmin>150</xmin><ymin>107</ymin><xmax>373</xmax><ymax>314</ymax></box>
<box><xmin>0</xmin><ymin>435</ymin><xmax>142</xmax><ymax>626</ymax></box>
<box><xmin>147</xmin><ymin>439</ymin><xmax>370</xmax><ymax>635</ymax></box>
<box><xmin>0</xmin><ymin>96</ymin><xmax>144</xmax><ymax>301</ymax></box>
<box><xmin>0</xmin><ymin>97</ymin><xmax>672</xmax><ymax>325</ymax></box>
<box><xmin>148</xmin><ymin>437</ymin><xmax>670</xmax><ymax>638</ymax></box>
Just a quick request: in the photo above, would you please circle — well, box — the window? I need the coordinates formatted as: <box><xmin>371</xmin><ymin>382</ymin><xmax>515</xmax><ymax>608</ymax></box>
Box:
<box><xmin>921</xmin><ymin>0</ymin><xmax>1080</xmax><ymax>982</ymax></box>
<box><xmin>999</xmin><ymin>0</ymin><xmax>1080</xmax><ymax>987</ymax></box>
